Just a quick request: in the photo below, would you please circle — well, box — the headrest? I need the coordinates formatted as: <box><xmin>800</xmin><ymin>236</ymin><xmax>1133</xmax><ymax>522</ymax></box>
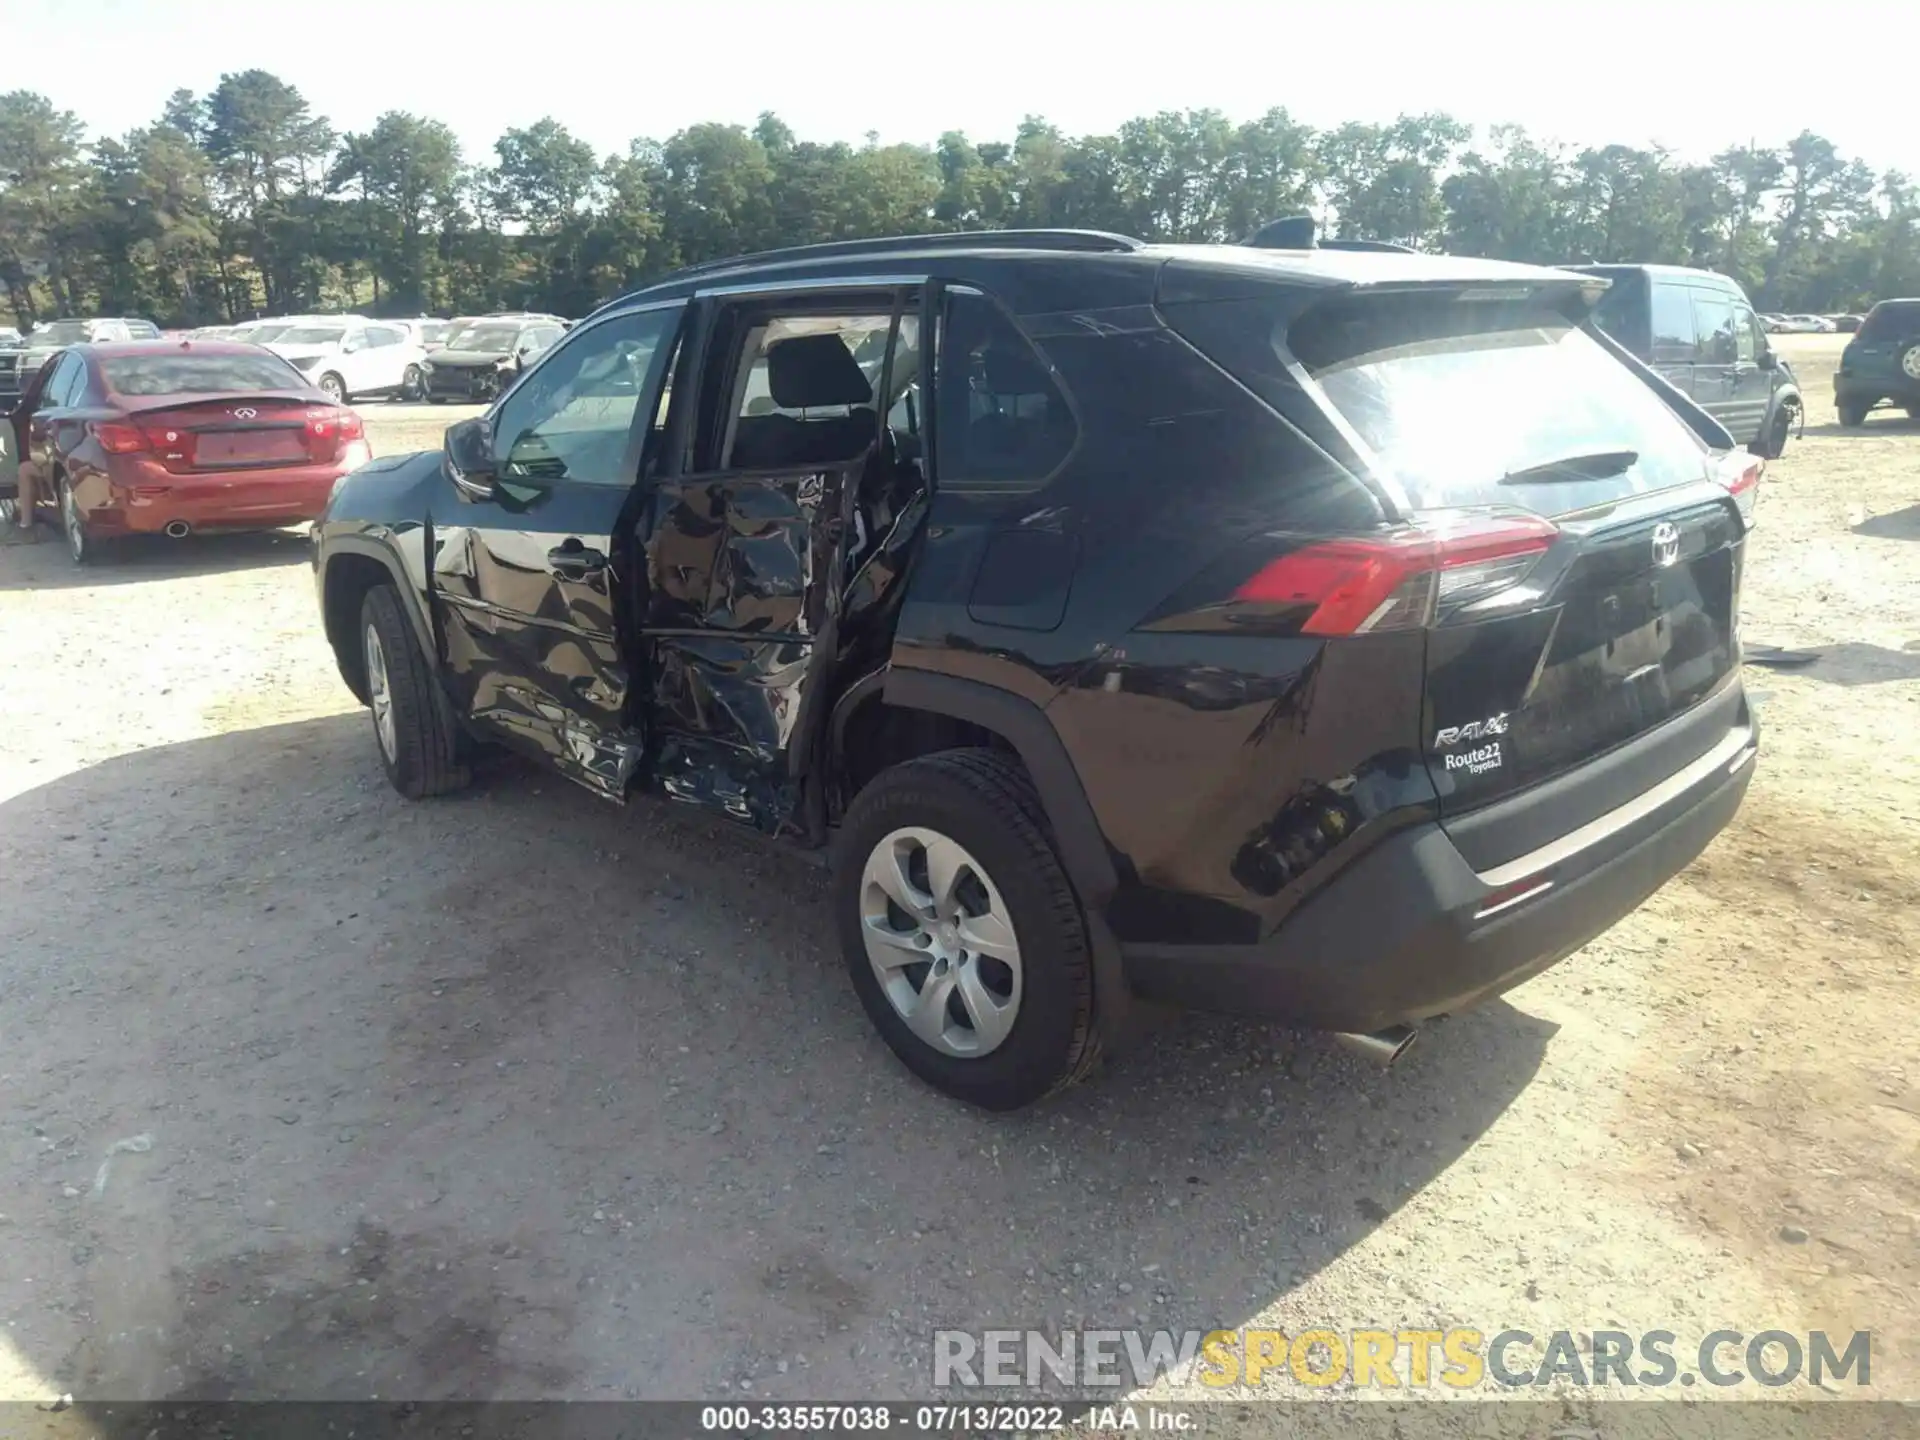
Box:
<box><xmin>767</xmin><ymin>334</ymin><xmax>873</xmax><ymax>409</ymax></box>
<box><xmin>980</xmin><ymin>342</ymin><xmax>1051</xmax><ymax>394</ymax></box>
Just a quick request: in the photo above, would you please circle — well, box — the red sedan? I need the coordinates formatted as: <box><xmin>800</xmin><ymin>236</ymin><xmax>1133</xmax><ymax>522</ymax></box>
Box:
<box><xmin>5</xmin><ymin>340</ymin><xmax>372</xmax><ymax>563</ymax></box>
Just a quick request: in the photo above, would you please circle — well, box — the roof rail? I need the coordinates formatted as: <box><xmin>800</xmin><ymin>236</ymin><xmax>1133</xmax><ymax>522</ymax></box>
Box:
<box><xmin>652</xmin><ymin>228</ymin><xmax>1147</xmax><ymax>285</ymax></box>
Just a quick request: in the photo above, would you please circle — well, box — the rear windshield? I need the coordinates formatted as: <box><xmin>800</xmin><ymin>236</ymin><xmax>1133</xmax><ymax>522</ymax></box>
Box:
<box><xmin>1285</xmin><ymin>295</ymin><xmax>1710</xmax><ymax>515</ymax></box>
<box><xmin>1859</xmin><ymin>302</ymin><xmax>1920</xmax><ymax>339</ymax></box>
<box><xmin>101</xmin><ymin>352</ymin><xmax>308</xmax><ymax>396</ymax></box>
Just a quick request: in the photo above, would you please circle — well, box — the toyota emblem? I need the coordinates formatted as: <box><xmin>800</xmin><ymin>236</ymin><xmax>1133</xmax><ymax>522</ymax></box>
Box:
<box><xmin>233</xmin><ymin>406</ymin><xmax>257</xmax><ymax>420</ymax></box>
<box><xmin>1651</xmin><ymin>520</ymin><xmax>1681</xmax><ymax>568</ymax></box>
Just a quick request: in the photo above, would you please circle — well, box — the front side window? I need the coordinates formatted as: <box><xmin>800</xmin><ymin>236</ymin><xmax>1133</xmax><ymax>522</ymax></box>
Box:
<box><xmin>933</xmin><ymin>290</ymin><xmax>1075</xmax><ymax>490</ymax></box>
<box><xmin>491</xmin><ymin>306</ymin><xmax>682</xmax><ymax>485</ymax></box>
<box><xmin>1734</xmin><ymin>306</ymin><xmax>1759</xmax><ymax>364</ymax></box>
<box><xmin>1649</xmin><ymin>284</ymin><xmax>1697</xmax><ymax>360</ymax></box>
<box><xmin>1691</xmin><ymin>293</ymin><xmax>1737</xmax><ymax>365</ymax></box>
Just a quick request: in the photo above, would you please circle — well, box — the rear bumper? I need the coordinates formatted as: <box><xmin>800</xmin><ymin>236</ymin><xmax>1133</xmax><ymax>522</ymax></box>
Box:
<box><xmin>1121</xmin><ymin>707</ymin><xmax>1757</xmax><ymax>1033</ymax></box>
<box><xmin>1835</xmin><ymin>371</ymin><xmax>1920</xmax><ymax>404</ymax></box>
<box><xmin>87</xmin><ymin>452</ymin><xmax>364</xmax><ymax>534</ymax></box>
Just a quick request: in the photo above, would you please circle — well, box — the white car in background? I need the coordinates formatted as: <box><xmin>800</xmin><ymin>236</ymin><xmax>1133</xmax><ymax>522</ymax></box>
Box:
<box><xmin>266</xmin><ymin>319</ymin><xmax>427</xmax><ymax>403</ymax></box>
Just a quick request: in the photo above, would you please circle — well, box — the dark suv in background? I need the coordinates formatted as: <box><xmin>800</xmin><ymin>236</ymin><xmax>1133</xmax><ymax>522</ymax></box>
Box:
<box><xmin>1834</xmin><ymin>299</ymin><xmax>1920</xmax><ymax>426</ymax></box>
<box><xmin>1568</xmin><ymin>264</ymin><xmax>1801</xmax><ymax>458</ymax></box>
<box><xmin>313</xmin><ymin>227</ymin><xmax>1760</xmax><ymax>1109</ymax></box>
<box><xmin>419</xmin><ymin>316</ymin><xmax>567</xmax><ymax>402</ymax></box>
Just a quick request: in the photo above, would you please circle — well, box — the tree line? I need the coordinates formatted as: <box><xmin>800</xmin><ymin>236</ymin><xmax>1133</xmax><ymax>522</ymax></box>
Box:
<box><xmin>2</xmin><ymin>71</ymin><xmax>1916</xmax><ymax>328</ymax></box>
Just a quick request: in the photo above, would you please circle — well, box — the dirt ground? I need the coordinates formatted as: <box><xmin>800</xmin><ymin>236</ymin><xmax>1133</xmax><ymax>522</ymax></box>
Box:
<box><xmin>1</xmin><ymin>341</ymin><xmax>1916</xmax><ymax>1410</ymax></box>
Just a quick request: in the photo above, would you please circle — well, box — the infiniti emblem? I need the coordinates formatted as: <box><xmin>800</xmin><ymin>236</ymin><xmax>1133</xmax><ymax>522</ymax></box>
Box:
<box><xmin>233</xmin><ymin>406</ymin><xmax>257</xmax><ymax>420</ymax></box>
<box><xmin>1650</xmin><ymin>520</ymin><xmax>1681</xmax><ymax>568</ymax></box>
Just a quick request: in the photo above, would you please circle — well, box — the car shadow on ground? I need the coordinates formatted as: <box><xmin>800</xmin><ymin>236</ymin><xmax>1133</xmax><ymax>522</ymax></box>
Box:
<box><xmin>1800</xmin><ymin>414</ymin><xmax>1920</xmax><ymax>439</ymax></box>
<box><xmin>1770</xmin><ymin>640</ymin><xmax>1920</xmax><ymax>686</ymax></box>
<box><xmin>1853</xmin><ymin>503</ymin><xmax>1920</xmax><ymax>541</ymax></box>
<box><xmin>0</xmin><ymin>527</ymin><xmax>310</xmax><ymax>590</ymax></box>
<box><xmin>1</xmin><ymin>715</ymin><xmax>1554</xmax><ymax>1403</ymax></box>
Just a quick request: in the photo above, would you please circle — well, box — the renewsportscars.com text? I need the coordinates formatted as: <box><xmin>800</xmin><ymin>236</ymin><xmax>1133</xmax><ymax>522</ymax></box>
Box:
<box><xmin>933</xmin><ymin>1327</ymin><xmax>1873</xmax><ymax>1390</ymax></box>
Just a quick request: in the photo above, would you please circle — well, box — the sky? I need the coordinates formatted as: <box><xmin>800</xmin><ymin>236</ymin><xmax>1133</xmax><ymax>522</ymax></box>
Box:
<box><xmin>18</xmin><ymin>0</ymin><xmax>1918</xmax><ymax>179</ymax></box>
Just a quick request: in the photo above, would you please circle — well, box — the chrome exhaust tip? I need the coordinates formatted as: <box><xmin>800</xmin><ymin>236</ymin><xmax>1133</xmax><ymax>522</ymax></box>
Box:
<box><xmin>1333</xmin><ymin>1025</ymin><xmax>1419</xmax><ymax>1067</ymax></box>
<box><xmin>163</xmin><ymin>520</ymin><xmax>191</xmax><ymax>539</ymax></box>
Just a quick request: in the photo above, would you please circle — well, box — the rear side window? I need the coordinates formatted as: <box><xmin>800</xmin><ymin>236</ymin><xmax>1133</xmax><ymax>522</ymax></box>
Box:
<box><xmin>1858</xmin><ymin>301</ymin><xmax>1920</xmax><ymax>340</ymax></box>
<box><xmin>1287</xmin><ymin>293</ymin><xmax>1710</xmax><ymax>516</ymax></box>
<box><xmin>1650</xmin><ymin>284</ymin><xmax>1697</xmax><ymax>360</ymax></box>
<box><xmin>934</xmin><ymin>290</ymin><xmax>1076</xmax><ymax>490</ymax></box>
<box><xmin>101</xmin><ymin>352</ymin><xmax>309</xmax><ymax>396</ymax></box>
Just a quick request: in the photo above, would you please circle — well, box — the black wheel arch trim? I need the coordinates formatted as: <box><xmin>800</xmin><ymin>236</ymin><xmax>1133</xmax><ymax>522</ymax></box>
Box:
<box><xmin>877</xmin><ymin>666</ymin><xmax>1135</xmax><ymax>1041</ymax></box>
<box><xmin>879</xmin><ymin>668</ymin><xmax>1119</xmax><ymax>905</ymax></box>
<box><xmin>318</xmin><ymin>532</ymin><xmax>440</xmax><ymax>695</ymax></box>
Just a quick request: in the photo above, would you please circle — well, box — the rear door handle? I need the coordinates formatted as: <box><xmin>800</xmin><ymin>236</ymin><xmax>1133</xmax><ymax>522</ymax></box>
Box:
<box><xmin>548</xmin><ymin>542</ymin><xmax>607</xmax><ymax>578</ymax></box>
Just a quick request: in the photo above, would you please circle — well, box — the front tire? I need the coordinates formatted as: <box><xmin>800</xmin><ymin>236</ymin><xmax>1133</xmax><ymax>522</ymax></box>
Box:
<box><xmin>359</xmin><ymin>584</ymin><xmax>469</xmax><ymax>799</ymax></box>
<box><xmin>400</xmin><ymin>364</ymin><xmax>423</xmax><ymax>401</ymax></box>
<box><xmin>1753</xmin><ymin>402</ymin><xmax>1795</xmax><ymax>460</ymax></box>
<box><xmin>834</xmin><ymin>749</ymin><xmax>1099</xmax><ymax>1110</ymax></box>
<box><xmin>319</xmin><ymin>372</ymin><xmax>347</xmax><ymax>405</ymax></box>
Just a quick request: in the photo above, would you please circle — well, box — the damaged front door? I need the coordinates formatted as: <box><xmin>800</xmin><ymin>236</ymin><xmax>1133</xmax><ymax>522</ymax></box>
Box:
<box><xmin>637</xmin><ymin>296</ymin><xmax>918</xmax><ymax>832</ymax></box>
<box><xmin>432</xmin><ymin>301</ymin><xmax>683</xmax><ymax>796</ymax></box>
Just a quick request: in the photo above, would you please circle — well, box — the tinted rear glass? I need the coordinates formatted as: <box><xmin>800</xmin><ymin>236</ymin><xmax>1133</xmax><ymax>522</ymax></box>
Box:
<box><xmin>1287</xmin><ymin>294</ymin><xmax>1709</xmax><ymax>515</ymax></box>
<box><xmin>1859</xmin><ymin>302</ymin><xmax>1920</xmax><ymax>339</ymax></box>
<box><xmin>101</xmin><ymin>352</ymin><xmax>308</xmax><ymax>396</ymax></box>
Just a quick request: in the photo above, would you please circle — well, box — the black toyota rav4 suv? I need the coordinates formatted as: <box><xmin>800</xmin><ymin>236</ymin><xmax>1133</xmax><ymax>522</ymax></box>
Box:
<box><xmin>313</xmin><ymin>228</ymin><xmax>1761</xmax><ymax>1110</ymax></box>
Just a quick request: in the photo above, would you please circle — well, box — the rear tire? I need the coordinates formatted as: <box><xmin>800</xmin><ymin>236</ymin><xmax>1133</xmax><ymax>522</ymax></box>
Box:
<box><xmin>1837</xmin><ymin>402</ymin><xmax>1869</xmax><ymax>428</ymax></box>
<box><xmin>834</xmin><ymin>748</ymin><xmax>1100</xmax><ymax>1111</ymax></box>
<box><xmin>1906</xmin><ymin>406</ymin><xmax>1920</xmax><ymax>422</ymax></box>
<box><xmin>359</xmin><ymin>583</ymin><xmax>469</xmax><ymax>799</ymax></box>
<box><xmin>58</xmin><ymin>475</ymin><xmax>97</xmax><ymax>565</ymax></box>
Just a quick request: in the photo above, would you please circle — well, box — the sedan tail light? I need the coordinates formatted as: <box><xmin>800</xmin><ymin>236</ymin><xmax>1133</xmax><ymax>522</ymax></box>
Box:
<box><xmin>1232</xmin><ymin>512</ymin><xmax>1560</xmax><ymax>635</ymax></box>
<box><xmin>90</xmin><ymin>421</ymin><xmax>148</xmax><ymax>454</ymax></box>
<box><xmin>303</xmin><ymin>406</ymin><xmax>364</xmax><ymax>461</ymax></box>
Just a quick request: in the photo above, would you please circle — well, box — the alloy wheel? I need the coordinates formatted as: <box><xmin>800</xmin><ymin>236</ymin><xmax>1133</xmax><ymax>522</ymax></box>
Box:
<box><xmin>858</xmin><ymin>826</ymin><xmax>1023</xmax><ymax>1058</ymax></box>
<box><xmin>1901</xmin><ymin>346</ymin><xmax>1920</xmax><ymax>380</ymax></box>
<box><xmin>364</xmin><ymin>621</ymin><xmax>396</xmax><ymax>762</ymax></box>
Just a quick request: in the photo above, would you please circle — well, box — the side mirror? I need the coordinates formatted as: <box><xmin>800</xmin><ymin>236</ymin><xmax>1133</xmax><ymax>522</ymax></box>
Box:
<box><xmin>445</xmin><ymin>416</ymin><xmax>497</xmax><ymax>499</ymax></box>
<box><xmin>1757</xmin><ymin>351</ymin><xmax>1777</xmax><ymax>371</ymax></box>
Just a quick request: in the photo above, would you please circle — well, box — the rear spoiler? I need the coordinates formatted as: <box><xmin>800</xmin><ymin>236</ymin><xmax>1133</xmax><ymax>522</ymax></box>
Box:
<box><xmin>1241</xmin><ymin>215</ymin><xmax>1416</xmax><ymax>255</ymax></box>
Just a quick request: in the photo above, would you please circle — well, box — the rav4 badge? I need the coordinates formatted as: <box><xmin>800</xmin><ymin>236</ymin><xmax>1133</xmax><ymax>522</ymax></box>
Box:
<box><xmin>1434</xmin><ymin>712</ymin><xmax>1510</xmax><ymax>749</ymax></box>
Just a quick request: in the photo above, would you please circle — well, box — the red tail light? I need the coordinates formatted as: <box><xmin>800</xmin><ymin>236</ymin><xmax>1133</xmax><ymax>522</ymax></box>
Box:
<box><xmin>302</xmin><ymin>406</ymin><xmax>363</xmax><ymax>460</ymax></box>
<box><xmin>1233</xmin><ymin>512</ymin><xmax>1559</xmax><ymax>635</ymax></box>
<box><xmin>90</xmin><ymin>421</ymin><xmax>148</xmax><ymax>454</ymax></box>
<box><xmin>1715</xmin><ymin>451</ymin><xmax>1762</xmax><ymax>523</ymax></box>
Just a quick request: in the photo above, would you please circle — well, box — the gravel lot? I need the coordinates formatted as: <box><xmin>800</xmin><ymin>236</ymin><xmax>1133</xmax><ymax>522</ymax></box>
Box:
<box><xmin>2</xmin><ymin>343</ymin><xmax>1917</xmax><ymax>1408</ymax></box>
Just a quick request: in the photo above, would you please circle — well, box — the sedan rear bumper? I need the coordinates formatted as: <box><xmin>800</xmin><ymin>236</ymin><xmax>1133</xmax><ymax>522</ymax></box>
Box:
<box><xmin>87</xmin><ymin>448</ymin><xmax>368</xmax><ymax>534</ymax></box>
<box><xmin>1121</xmin><ymin>706</ymin><xmax>1757</xmax><ymax>1033</ymax></box>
